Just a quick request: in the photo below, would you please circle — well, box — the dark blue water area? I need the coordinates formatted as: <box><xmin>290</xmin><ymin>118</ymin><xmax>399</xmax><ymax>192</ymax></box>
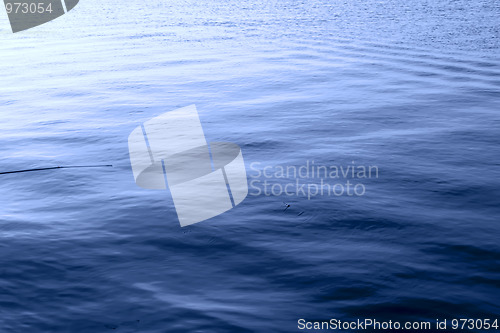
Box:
<box><xmin>1</xmin><ymin>0</ymin><xmax>500</xmax><ymax>332</ymax></box>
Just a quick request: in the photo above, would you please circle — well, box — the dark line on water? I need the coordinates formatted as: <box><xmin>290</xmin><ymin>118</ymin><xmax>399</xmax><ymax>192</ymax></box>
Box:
<box><xmin>0</xmin><ymin>165</ymin><xmax>113</xmax><ymax>175</ymax></box>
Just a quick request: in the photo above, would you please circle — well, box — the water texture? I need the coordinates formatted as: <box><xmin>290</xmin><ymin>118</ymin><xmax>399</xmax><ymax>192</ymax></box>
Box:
<box><xmin>0</xmin><ymin>0</ymin><xmax>499</xmax><ymax>332</ymax></box>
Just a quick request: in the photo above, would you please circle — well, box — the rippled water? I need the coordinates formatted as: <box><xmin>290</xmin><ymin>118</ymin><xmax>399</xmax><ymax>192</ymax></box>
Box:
<box><xmin>1</xmin><ymin>0</ymin><xmax>499</xmax><ymax>332</ymax></box>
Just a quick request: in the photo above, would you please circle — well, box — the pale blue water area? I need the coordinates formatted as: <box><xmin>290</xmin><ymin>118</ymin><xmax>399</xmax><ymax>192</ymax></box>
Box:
<box><xmin>1</xmin><ymin>0</ymin><xmax>499</xmax><ymax>332</ymax></box>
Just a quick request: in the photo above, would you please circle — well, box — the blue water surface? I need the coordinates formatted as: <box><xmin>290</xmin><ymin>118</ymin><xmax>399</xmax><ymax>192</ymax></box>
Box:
<box><xmin>0</xmin><ymin>0</ymin><xmax>499</xmax><ymax>332</ymax></box>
